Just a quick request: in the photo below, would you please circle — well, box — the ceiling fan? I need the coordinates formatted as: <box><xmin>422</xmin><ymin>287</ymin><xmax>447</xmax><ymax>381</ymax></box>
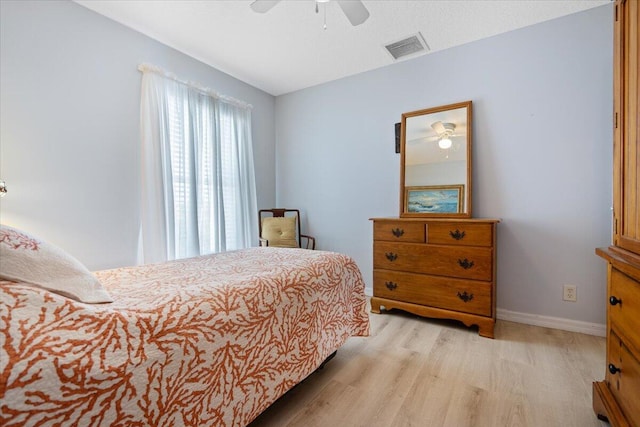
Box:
<box><xmin>250</xmin><ymin>0</ymin><xmax>370</xmax><ymax>27</ymax></box>
<box><xmin>430</xmin><ymin>121</ymin><xmax>457</xmax><ymax>149</ymax></box>
<box><xmin>416</xmin><ymin>121</ymin><xmax>460</xmax><ymax>151</ymax></box>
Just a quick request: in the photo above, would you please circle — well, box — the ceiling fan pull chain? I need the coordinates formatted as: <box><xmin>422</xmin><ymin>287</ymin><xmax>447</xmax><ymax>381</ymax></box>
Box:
<box><xmin>324</xmin><ymin>3</ymin><xmax>327</xmax><ymax>30</ymax></box>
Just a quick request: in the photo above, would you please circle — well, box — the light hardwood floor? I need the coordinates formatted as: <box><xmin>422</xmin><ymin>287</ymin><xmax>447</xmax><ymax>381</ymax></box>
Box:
<box><xmin>249</xmin><ymin>307</ymin><xmax>607</xmax><ymax>427</ymax></box>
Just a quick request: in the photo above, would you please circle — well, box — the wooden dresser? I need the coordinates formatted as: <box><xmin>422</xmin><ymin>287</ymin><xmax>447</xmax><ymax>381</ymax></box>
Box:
<box><xmin>592</xmin><ymin>1</ymin><xmax>640</xmax><ymax>425</ymax></box>
<box><xmin>370</xmin><ymin>218</ymin><xmax>499</xmax><ymax>338</ymax></box>
<box><xmin>593</xmin><ymin>249</ymin><xmax>640</xmax><ymax>426</ymax></box>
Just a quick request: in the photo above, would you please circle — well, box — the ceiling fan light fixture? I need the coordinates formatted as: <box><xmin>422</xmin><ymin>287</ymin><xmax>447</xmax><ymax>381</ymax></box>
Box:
<box><xmin>251</xmin><ymin>0</ymin><xmax>369</xmax><ymax>26</ymax></box>
<box><xmin>438</xmin><ymin>138</ymin><xmax>453</xmax><ymax>149</ymax></box>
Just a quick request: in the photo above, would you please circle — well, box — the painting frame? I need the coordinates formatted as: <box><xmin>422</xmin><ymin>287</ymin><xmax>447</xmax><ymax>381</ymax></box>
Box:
<box><xmin>404</xmin><ymin>185</ymin><xmax>464</xmax><ymax>214</ymax></box>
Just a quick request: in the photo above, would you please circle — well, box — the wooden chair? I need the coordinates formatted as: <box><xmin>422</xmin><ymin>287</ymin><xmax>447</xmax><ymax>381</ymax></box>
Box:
<box><xmin>258</xmin><ymin>208</ymin><xmax>316</xmax><ymax>250</ymax></box>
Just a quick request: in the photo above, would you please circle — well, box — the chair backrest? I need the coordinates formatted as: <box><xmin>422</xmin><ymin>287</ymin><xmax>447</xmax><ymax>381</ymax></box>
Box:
<box><xmin>259</xmin><ymin>208</ymin><xmax>302</xmax><ymax>248</ymax></box>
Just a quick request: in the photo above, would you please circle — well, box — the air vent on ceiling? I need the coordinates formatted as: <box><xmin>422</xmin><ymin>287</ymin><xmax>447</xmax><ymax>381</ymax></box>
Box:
<box><xmin>384</xmin><ymin>32</ymin><xmax>430</xmax><ymax>61</ymax></box>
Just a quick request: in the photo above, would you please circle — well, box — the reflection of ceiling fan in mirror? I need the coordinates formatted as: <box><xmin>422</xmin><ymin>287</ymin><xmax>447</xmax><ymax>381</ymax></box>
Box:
<box><xmin>430</xmin><ymin>121</ymin><xmax>457</xmax><ymax>149</ymax></box>
<box><xmin>250</xmin><ymin>0</ymin><xmax>370</xmax><ymax>27</ymax></box>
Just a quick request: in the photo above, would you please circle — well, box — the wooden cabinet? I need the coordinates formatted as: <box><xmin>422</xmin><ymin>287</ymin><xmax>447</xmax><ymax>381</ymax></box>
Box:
<box><xmin>593</xmin><ymin>1</ymin><xmax>640</xmax><ymax>425</ymax></box>
<box><xmin>593</xmin><ymin>251</ymin><xmax>640</xmax><ymax>426</ymax></box>
<box><xmin>612</xmin><ymin>0</ymin><xmax>640</xmax><ymax>256</ymax></box>
<box><xmin>370</xmin><ymin>218</ymin><xmax>499</xmax><ymax>338</ymax></box>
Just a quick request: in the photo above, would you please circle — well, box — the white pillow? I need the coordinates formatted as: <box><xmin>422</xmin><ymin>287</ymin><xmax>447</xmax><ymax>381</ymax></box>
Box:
<box><xmin>0</xmin><ymin>225</ymin><xmax>113</xmax><ymax>303</ymax></box>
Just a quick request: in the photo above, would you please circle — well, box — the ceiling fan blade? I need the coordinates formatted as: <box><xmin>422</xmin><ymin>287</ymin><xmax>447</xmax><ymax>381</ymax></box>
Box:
<box><xmin>336</xmin><ymin>0</ymin><xmax>370</xmax><ymax>26</ymax></box>
<box><xmin>250</xmin><ymin>0</ymin><xmax>281</xmax><ymax>13</ymax></box>
<box><xmin>431</xmin><ymin>121</ymin><xmax>446</xmax><ymax>134</ymax></box>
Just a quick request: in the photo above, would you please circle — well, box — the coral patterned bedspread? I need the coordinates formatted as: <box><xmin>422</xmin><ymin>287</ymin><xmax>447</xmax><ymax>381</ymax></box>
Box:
<box><xmin>0</xmin><ymin>247</ymin><xmax>369</xmax><ymax>427</ymax></box>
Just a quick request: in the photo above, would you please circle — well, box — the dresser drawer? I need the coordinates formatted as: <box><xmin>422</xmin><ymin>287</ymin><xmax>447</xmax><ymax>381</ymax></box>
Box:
<box><xmin>427</xmin><ymin>222</ymin><xmax>493</xmax><ymax>247</ymax></box>
<box><xmin>607</xmin><ymin>330</ymin><xmax>640</xmax><ymax>427</ymax></box>
<box><xmin>374</xmin><ymin>241</ymin><xmax>493</xmax><ymax>281</ymax></box>
<box><xmin>374</xmin><ymin>270</ymin><xmax>492</xmax><ymax>316</ymax></box>
<box><xmin>610</xmin><ymin>268</ymin><xmax>640</xmax><ymax>353</ymax></box>
<box><xmin>373</xmin><ymin>221</ymin><xmax>425</xmax><ymax>243</ymax></box>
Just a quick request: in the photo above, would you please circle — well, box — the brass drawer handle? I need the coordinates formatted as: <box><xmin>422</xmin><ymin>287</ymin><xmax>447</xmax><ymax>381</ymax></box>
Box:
<box><xmin>608</xmin><ymin>363</ymin><xmax>621</xmax><ymax>375</ymax></box>
<box><xmin>457</xmin><ymin>258</ymin><xmax>475</xmax><ymax>269</ymax></box>
<box><xmin>457</xmin><ymin>291</ymin><xmax>474</xmax><ymax>302</ymax></box>
<box><xmin>385</xmin><ymin>252</ymin><xmax>398</xmax><ymax>262</ymax></box>
<box><xmin>385</xmin><ymin>281</ymin><xmax>398</xmax><ymax>291</ymax></box>
<box><xmin>391</xmin><ymin>228</ymin><xmax>405</xmax><ymax>238</ymax></box>
<box><xmin>609</xmin><ymin>296</ymin><xmax>622</xmax><ymax>306</ymax></box>
<box><xmin>449</xmin><ymin>229</ymin><xmax>466</xmax><ymax>240</ymax></box>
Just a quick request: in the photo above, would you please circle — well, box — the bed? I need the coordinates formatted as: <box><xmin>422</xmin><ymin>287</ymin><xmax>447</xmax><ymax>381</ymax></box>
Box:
<box><xmin>0</xmin><ymin>243</ymin><xmax>369</xmax><ymax>427</ymax></box>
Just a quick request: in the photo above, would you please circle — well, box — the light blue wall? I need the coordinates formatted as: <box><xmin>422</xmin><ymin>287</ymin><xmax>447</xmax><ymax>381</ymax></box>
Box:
<box><xmin>275</xmin><ymin>5</ymin><xmax>613</xmax><ymax>324</ymax></box>
<box><xmin>0</xmin><ymin>0</ymin><xmax>276</xmax><ymax>270</ymax></box>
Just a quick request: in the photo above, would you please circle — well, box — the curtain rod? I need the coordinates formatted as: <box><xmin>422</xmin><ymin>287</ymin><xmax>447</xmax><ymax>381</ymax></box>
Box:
<box><xmin>138</xmin><ymin>63</ymin><xmax>253</xmax><ymax>110</ymax></box>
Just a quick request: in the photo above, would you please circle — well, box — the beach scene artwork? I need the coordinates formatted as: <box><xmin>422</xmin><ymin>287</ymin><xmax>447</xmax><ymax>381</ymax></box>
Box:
<box><xmin>406</xmin><ymin>185</ymin><xmax>463</xmax><ymax>213</ymax></box>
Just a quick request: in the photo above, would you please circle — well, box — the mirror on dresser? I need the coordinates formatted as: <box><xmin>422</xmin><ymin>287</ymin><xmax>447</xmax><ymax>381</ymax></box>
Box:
<box><xmin>400</xmin><ymin>101</ymin><xmax>472</xmax><ymax>218</ymax></box>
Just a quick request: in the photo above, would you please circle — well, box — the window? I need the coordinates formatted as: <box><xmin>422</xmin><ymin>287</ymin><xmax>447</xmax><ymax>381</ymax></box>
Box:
<box><xmin>140</xmin><ymin>67</ymin><xmax>258</xmax><ymax>263</ymax></box>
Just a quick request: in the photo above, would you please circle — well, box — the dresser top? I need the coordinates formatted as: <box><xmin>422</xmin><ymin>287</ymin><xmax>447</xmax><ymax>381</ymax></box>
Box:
<box><xmin>370</xmin><ymin>217</ymin><xmax>500</xmax><ymax>224</ymax></box>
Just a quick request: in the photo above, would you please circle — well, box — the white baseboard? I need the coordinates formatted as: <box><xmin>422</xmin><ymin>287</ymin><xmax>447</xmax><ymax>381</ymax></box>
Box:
<box><xmin>497</xmin><ymin>308</ymin><xmax>606</xmax><ymax>337</ymax></box>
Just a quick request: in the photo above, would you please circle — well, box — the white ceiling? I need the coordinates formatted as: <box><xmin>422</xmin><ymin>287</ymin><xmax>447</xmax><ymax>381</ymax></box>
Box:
<box><xmin>74</xmin><ymin>0</ymin><xmax>609</xmax><ymax>96</ymax></box>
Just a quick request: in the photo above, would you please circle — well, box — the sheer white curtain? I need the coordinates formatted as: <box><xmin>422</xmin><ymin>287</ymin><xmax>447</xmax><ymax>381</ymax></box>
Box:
<box><xmin>140</xmin><ymin>66</ymin><xmax>258</xmax><ymax>263</ymax></box>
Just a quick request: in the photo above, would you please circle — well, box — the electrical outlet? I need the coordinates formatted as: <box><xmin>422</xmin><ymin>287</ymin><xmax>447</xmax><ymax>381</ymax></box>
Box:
<box><xmin>563</xmin><ymin>285</ymin><xmax>577</xmax><ymax>302</ymax></box>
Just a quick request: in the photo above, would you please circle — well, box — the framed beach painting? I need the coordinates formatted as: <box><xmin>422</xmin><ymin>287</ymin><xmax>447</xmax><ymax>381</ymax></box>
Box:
<box><xmin>404</xmin><ymin>185</ymin><xmax>464</xmax><ymax>214</ymax></box>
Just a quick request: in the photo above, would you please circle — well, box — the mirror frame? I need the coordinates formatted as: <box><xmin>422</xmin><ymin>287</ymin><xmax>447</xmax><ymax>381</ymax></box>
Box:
<box><xmin>399</xmin><ymin>100</ymin><xmax>473</xmax><ymax>218</ymax></box>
